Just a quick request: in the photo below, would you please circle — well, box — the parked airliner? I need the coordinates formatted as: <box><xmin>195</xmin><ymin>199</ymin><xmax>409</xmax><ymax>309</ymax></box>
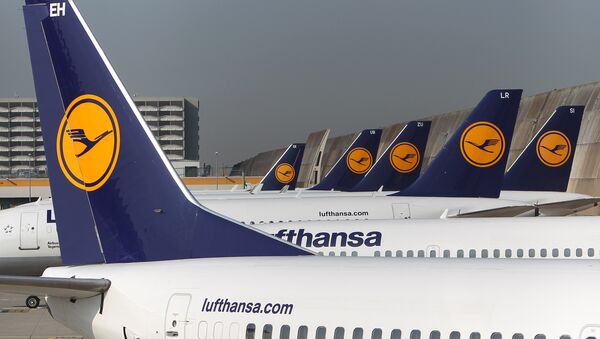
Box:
<box><xmin>195</xmin><ymin>142</ymin><xmax>306</xmax><ymax>194</ymax></box>
<box><xmin>4</xmin><ymin>3</ymin><xmax>600</xmax><ymax>339</ymax></box>
<box><xmin>2</xmin><ymin>198</ymin><xmax>600</xmax><ymax>281</ymax></box>
<box><xmin>191</xmin><ymin>105</ymin><xmax>598</xmax><ymax>216</ymax></box>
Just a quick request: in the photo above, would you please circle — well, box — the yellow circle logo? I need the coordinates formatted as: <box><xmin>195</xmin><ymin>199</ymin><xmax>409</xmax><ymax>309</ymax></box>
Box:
<box><xmin>390</xmin><ymin>142</ymin><xmax>420</xmax><ymax>173</ymax></box>
<box><xmin>275</xmin><ymin>163</ymin><xmax>295</xmax><ymax>184</ymax></box>
<box><xmin>57</xmin><ymin>95</ymin><xmax>120</xmax><ymax>191</ymax></box>
<box><xmin>536</xmin><ymin>130</ymin><xmax>571</xmax><ymax>167</ymax></box>
<box><xmin>460</xmin><ymin>121</ymin><xmax>505</xmax><ymax>168</ymax></box>
<box><xmin>346</xmin><ymin>147</ymin><xmax>373</xmax><ymax>174</ymax></box>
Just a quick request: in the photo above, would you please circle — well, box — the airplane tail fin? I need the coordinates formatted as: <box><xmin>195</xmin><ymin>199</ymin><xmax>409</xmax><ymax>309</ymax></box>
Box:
<box><xmin>503</xmin><ymin>105</ymin><xmax>584</xmax><ymax>192</ymax></box>
<box><xmin>351</xmin><ymin>121</ymin><xmax>431</xmax><ymax>192</ymax></box>
<box><xmin>23</xmin><ymin>0</ymin><xmax>310</xmax><ymax>265</ymax></box>
<box><xmin>259</xmin><ymin>143</ymin><xmax>305</xmax><ymax>191</ymax></box>
<box><xmin>394</xmin><ymin>89</ymin><xmax>522</xmax><ymax>198</ymax></box>
<box><xmin>310</xmin><ymin>129</ymin><xmax>382</xmax><ymax>191</ymax></box>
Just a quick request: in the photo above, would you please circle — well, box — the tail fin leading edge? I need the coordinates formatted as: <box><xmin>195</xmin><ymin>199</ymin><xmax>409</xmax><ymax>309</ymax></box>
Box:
<box><xmin>23</xmin><ymin>0</ymin><xmax>310</xmax><ymax>264</ymax></box>
<box><xmin>259</xmin><ymin>143</ymin><xmax>305</xmax><ymax>191</ymax></box>
<box><xmin>310</xmin><ymin>129</ymin><xmax>382</xmax><ymax>191</ymax></box>
<box><xmin>351</xmin><ymin>121</ymin><xmax>431</xmax><ymax>192</ymax></box>
<box><xmin>394</xmin><ymin>89</ymin><xmax>522</xmax><ymax>198</ymax></box>
<box><xmin>503</xmin><ymin>105</ymin><xmax>584</xmax><ymax>192</ymax></box>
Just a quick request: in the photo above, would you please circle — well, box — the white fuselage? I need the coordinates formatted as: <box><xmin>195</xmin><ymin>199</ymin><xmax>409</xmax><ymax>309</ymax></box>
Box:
<box><xmin>199</xmin><ymin>195</ymin><xmax>533</xmax><ymax>223</ymax></box>
<box><xmin>43</xmin><ymin>257</ymin><xmax>600</xmax><ymax>339</ymax></box>
<box><xmin>193</xmin><ymin>189</ymin><xmax>597</xmax><ymax>216</ymax></box>
<box><xmin>2</xmin><ymin>200</ymin><xmax>600</xmax><ymax>276</ymax></box>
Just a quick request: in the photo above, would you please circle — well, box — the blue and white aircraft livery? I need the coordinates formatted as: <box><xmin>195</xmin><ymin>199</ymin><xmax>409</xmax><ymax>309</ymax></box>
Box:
<box><xmin>192</xmin><ymin>105</ymin><xmax>598</xmax><ymax>216</ymax></box>
<box><xmin>2</xmin><ymin>199</ymin><xmax>600</xmax><ymax>277</ymax></box>
<box><xmin>1</xmin><ymin>2</ymin><xmax>600</xmax><ymax>339</ymax></box>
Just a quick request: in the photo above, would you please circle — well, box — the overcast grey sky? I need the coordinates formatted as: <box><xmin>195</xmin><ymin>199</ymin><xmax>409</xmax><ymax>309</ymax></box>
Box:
<box><xmin>1</xmin><ymin>1</ymin><xmax>600</xmax><ymax>165</ymax></box>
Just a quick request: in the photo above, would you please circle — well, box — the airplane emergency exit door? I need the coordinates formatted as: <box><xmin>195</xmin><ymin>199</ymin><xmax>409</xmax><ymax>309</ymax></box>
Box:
<box><xmin>392</xmin><ymin>203</ymin><xmax>411</xmax><ymax>219</ymax></box>
<box><xmin>165</xmin><ymin>293</ymin><xmax>191</xmax><ymax>338</ymax></box>
<box><xmin>19</xmin><ymin>212</ymin><xmax>39</xmax><ymax>250</ymax></box>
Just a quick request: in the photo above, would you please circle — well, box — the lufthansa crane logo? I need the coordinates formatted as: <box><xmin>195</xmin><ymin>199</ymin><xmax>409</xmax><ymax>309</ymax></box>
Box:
<box><xmin>346</xmin><ymin>147</ymin><xmax>373</xmax><ymax>174</ymax></box>
<box><xmin>536</xmin><ymin>130</ymin><xmax>571</xmax><ymax>167</ymax></box>
<box><xmin>390</xmin><ymin>142</ymin><xmax>420</xmax><ymax>173</ymax></box>
<box><xmin>460</xmin><ymin>121</ymin><xmax>505</xmax><ymax>168</ymax></box>
<box><xmin>275</xmin><ymin>163</ymin><xmax>295</xmax><ymax>184</ymax></box>
<box><xmin>57</xmin><ymin>95</ymin><xmax>120</xmax><ymax>191</ymax></box>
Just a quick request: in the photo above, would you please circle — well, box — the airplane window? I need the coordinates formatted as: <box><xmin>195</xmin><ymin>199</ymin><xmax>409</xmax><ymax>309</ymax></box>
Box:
<box><xmin>588</xmin><ymin>248</ymin><xmax>595</xmax><ymax>257</ymax></box>
<box><xmin>443</xmin><ymin>250</ymin><xmax>450</xmax><ymax>258</ymax></box>
<box><xmin>230</xmin><ymin>323</ymin><xmax>240</xmax><ymax>339</ymax></box>
<box><xmin>512</xmin><ymin>334</ymin><xmax>523</xmax><ymax>339</ymax></box>
<box><xmin>316</xmin><ymin>326</ymin><xmax>327</xmax><ymax>339</ymax></box>
<box><xmin>215</xmin><ymin>322</ymin><xmax>224</xmax><ymax>339</ymax></box>
<box><xmin>334</xmin><ymin>327</ymin><xmax>345</xmax><ymax>339</ymax></box>
<box><xmin>430</xmin><ymin>331</ymin><xmax>440</xmax><ymax>339</ymax></box>
<box><xmin>469</xmin><ymin>333</ymin><xmax>481</xmax><ymax>339</ymax></box>
<box><xmin>279</xmin><ymin>326</ymin><xmax>290</xmax><ymax>339</ymax></box>
<box><xmin>372</xmin><ymin>328</ymin><xmax>383</xmax><ymax>339</ymax></box>
<box><xmin>469</xmin><ymin>249</ymin><xmax>476</xmax><ymax>258</ymax></box>
<box><xmin>576</xmin><ymin>248</ymin><xmax>583</xmax><ymax>257</ymax></box>
<box><xmin>352</xmin><ymin>251</ymin><xmax>358</xmax><ymax>257</ymax></box>
<box><xmin>396</xmin><ymin>250</ymin><xmax>403</xmax><ymax>257</ymax></box>
<box><xmin>493</xmin><ymin>249</ymin><xmax>500</xmax><ymax>258</ymax></box>
<box><xmin>340</xmin><ymin>251</ymin><xmax>347</xmax><ymax>256</ymax></box>
<box><xmin>329</xmin><ymin>251</ymin><xmax>336</xmax><ymax>256</ymax></box>
<box><xmin>318</xmin><ymin>252</ymin><xmax>324</xmax><ymax>256</ymax></box>
<box><xmin>552</xmin><ymin>249</ymin><xmax>559</xmax><ymax>258</ymax></box>
<box><xmin>407</xmin><ymin>250</ymin><xmax>414</xmax><ymax>258</ymax></box>
<box><xmin>564</xmin><ymin>248</ymin><xmax>571</xmax><ymax>257</ymax></box>
<box><xmin>505</xmin><ymin>249</ymin><xmax>512</xmax><ymax>258</ymax></box>
<box><xmin>198</xmin><ymin>321</ymin><xmax>208</xmax><ymax>339</ymax></box>
<box><xmin>410</xmin><ymin>330</ymin><xmax>421</xmax><ymax>339</ymax></box>
<box><xmin>263</xmin><ymin>325</ymin><xmax>273</xmax><ymax>339</ymax></box>
<box><xmin>516</xmin><ymin>249</ymin><xmax>523</xmax><ymax>258</ymax></box>
<box><xmin>490</xmin><ymin>333</ymin><xmax>501</xmax><ymax>339</ymax></box>
<box><xmin>375</xmin><ymin>251</ymin><xmax>381</xmax><ymax>257</ymax></box>
<box><xmin>297</xmin><ymin>326</ymin><xmax>308</xmax><ymax>339</ymax></box>
<box><xmin>559</xmin><ymin>336</ymin><xmax>571</xmax><ymax>339</ymax></box>
<box><xmin>353</xmin><ymin>328</ymin><xmax>364</xmax><ymax>339</ymax></box>
<box><xmin>529</xmin><ymin>249</ymin><xmax>535</xmax><ymax>258</ymax></box>
<box><xmin>457</xmin><ymin>250</ymin><xmax>464</xmax><ymax>258</ymax></box>
<box><xmin>246</xmin><ymin>324</ymin><xmax>256</xmax><ymax>339</ymax></box>
<box><xmin>534</xmin><ymin>335</ymin><xmax>545</xmax><ymax>339</ymax></box>
<box><xmin>385</xmin><ymin>250</ymin><xmax>392</xmax><ymax>257</ymax></box>
<box><xmin>250</xmin><ymin>221</ymin><xmax>255</xmax><ymax>225</ymax></box>
<box><xmin>418</xmin><ymin>250</ymin><xmax>425</xmax><ymax>257</ymax></box>
<box><xmin>391</xmin><ymin>329</ymin><xmax>401</xmax><ymax>339</ymax></box>
<box><xmin>540</xmin><ymin>249</ymin><xmax>547</xmax><ymax>258</ymax></box>
<box><xmin>481</xmin><ymin>249</ymin><xmax>488</xmax><ymax>258</ymax></box>
<box><xmin>430</xmin><ymin>250</ymin><xmax>437</xmax><ymax>258</ymax></box>
<box><xmin>449</xmin><ymin>331</ymin><xmax>460</xmax><ymax>339</ymax></box>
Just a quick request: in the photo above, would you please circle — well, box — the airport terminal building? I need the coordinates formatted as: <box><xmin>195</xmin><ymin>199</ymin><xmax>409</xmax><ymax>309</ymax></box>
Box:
<box><xmin>0</xmin><ymin>96</ymin><xmax>200</xmax><ymax>177</ymax></box>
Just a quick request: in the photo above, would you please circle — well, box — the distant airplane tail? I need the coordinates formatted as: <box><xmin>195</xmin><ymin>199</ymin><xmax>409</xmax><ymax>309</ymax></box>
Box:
<box><xmin>23</xmin><ymin>0</ymin><xmax>310</xmax><ymax>265</ymax></box>
<box><xmin>351</xmin><ymin>121</ymin><xmax>431</xmax><ymax>192</ymax></box>
<box><xmin>310</xmin><ymin>129</ymin><xmax>382</xmax><ymax>191</ymax></box>
<box><xmin>394</xmin><ymin>89</ymin><xmax>522</xmax><ymax>198</ymax></box>
<box><xmin>503</xmin><ymin>105</ymin><xmax>584</xmax><ymax>192</ymax></box>
<box><xmin>260</xmin><ymin>143</ymin><xmax>305</xmax><ymax>191</ymax></box>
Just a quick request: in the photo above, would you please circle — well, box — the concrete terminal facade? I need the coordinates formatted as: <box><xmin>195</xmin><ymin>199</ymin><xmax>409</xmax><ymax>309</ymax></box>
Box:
<box><xmin>233</xmin><ymin>81</ymin><xmax>600</xmax><ymax>215</ymax></box>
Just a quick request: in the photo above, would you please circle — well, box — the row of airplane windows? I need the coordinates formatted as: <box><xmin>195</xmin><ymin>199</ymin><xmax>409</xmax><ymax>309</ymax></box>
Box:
<box><xmin>240</xmin><ymin>323</ymin><xmax>570</xmax><ymax>339</ymax></box>
<box><xmin>317</xmin><ymin>247</ymin><xmax>597</xmax><ymax>258</ymax></box>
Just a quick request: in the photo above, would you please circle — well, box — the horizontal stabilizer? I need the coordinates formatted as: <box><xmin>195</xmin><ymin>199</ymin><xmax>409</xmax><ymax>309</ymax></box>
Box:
<box><xmin>536</xmin><ymin>198</ymin><xmax>600</xmax><ymax>216</ymax></box>
<box><xmin>447</xmin><ymin>205</ymin><xmax>535</xmax><ymax>218</ymax></box>
<box><xmin>0</xmin><ymin>276</ymin><xmax>110</xmax><ymax>299</ymax></box>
